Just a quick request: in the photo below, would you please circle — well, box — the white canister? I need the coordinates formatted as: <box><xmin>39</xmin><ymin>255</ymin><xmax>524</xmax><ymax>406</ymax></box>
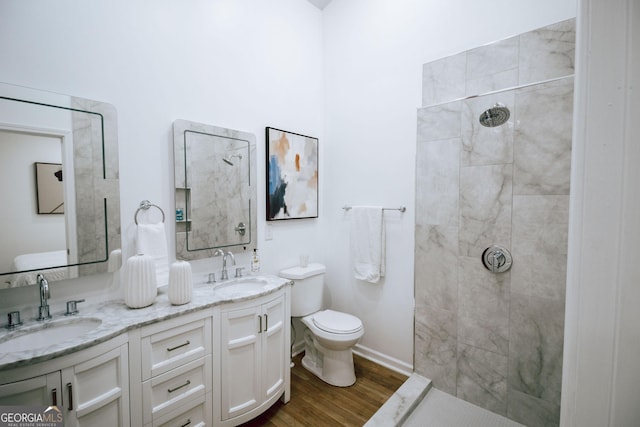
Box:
<box><xmin>124</xmin><ymin>254</ymin><xmax>157</xmax><ymax>309</ymax></box>
<box><xmin>168</xmin><ymin>261</ymin><xmax>192</xmax><ymax>305</ymax></box>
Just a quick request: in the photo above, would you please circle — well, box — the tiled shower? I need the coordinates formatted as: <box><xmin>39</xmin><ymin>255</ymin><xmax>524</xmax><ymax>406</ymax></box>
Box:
<box><xmin>414</xmin><ymin>19</ymin><xmax>575</xmax><ymax>426</ymax></box>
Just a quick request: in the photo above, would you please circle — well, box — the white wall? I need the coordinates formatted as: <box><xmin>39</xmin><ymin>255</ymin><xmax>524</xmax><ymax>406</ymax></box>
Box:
<box><xmin>321</xmin><ymin>0</ymin><xmax>576</xmax><ymax>368</ymax></box>
<box><xmin>0</xmin><ymin>0</ymin><xmax>324</xmax><ymax>315</ymax></box>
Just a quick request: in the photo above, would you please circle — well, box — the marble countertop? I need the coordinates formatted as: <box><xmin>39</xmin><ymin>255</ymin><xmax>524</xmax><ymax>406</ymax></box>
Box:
<box><xmin>0</xmin><ymin>274</ymin><xmax>291</xmax><ymax>371</ymax></box>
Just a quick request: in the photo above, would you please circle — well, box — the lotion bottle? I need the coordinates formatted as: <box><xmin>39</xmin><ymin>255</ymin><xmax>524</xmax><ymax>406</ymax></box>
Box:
<box><xmin>250</xmin><ymin>248</ymin><xmax>261</xmax><ymax>273</ymax></box>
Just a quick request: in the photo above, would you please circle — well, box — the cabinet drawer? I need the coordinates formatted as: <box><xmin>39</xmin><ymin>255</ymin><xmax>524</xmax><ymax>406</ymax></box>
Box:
<box><xmin>152</xmin><ymin>391</ymin><xmax>211</xmax><ymax>427</ymax></box>
<box><xmin>141</xmin><ymin>317</ymin><xmax>211</xmax><ymax>380</ymax></box>
<box><xmin>142</xmin><ymin>355</ymin><xmax>211</xmax><ymax>424</ymax></box>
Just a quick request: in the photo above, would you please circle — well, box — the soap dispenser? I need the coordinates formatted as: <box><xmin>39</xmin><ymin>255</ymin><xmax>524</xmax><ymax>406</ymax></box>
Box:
<box><xmin>250</xmin><ymin>248</ymin><xmax>261</xmax><ymax>273</ymax></box>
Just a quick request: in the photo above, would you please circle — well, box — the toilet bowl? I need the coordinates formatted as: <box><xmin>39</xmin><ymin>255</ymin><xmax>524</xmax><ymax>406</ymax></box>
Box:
<box><xmin>280</xmin><ymin>263</ymin><xmax>365</xmax><ymax>387</ymax></box>
<box><xmin>300</xmin><ymin>309</ymin><xmax>364</xmax><ymax>387</ymax></box>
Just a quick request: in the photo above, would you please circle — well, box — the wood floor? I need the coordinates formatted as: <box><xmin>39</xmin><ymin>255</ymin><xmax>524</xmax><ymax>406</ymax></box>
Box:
<box><xmin>240</xmin><ymin>353</ymin><xmax>408</xmax><ymax>427</ymax></box>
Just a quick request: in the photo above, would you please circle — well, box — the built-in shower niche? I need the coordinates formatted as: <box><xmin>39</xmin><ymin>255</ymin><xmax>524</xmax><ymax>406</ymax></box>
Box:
<box><xmin>173</xmin><ymin>120</ymin><xmax>257</xmax><ymax>260</ymax></box>
<box><xmin>414</xmin><ymin>18</ymin><xmax>575</xmax><ymax>427</ymax></box>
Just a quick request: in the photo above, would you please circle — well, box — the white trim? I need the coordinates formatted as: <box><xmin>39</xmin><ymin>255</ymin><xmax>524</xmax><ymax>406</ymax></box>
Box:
<box><xmin>353</xmin><ymin>344</ymin><xmax>413</xmax><ymax>377</ymax></box>
<box><xmin>561</xmin><ymin>0</ymin><xmax>640</xmax><ymax>425</ymax></box>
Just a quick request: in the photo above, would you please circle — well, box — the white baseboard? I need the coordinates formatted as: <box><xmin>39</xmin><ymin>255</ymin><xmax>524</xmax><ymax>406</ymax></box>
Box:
<box><xmin>353</xmin><ymin>344</ymin><xmax>413</xmax><ymax>377</ymax></box>
<box><xmin>291</xmin><ymin>333</ymin><xmax>413</xmax><ymax>376</ymax></box>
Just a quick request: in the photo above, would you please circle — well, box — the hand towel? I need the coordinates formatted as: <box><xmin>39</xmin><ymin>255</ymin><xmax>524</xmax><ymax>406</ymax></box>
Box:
<box><xmin>350</xmin><ymin>206</ymin><xmax>385</xmax><ymax>283</ymax></box>
<box><xmin>136</xmin><ymin>222</ymin><xmax>169</xmax><ymax>288</ymax></box>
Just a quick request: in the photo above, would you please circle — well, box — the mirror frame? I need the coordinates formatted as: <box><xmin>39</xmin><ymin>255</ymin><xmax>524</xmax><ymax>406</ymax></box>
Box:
<box><xmin>0</xmin><ymin>82</ymin><xmax>121</xmax><ymax>287</ymax></box>
<box><xmin>173</xmin><ymin>119</ymin><xmax>257</xmax><ymax>260</ymax></box>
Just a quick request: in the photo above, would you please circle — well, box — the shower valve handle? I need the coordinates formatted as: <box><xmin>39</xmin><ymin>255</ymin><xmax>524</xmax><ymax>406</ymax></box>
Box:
<box><xmin>482</xmin><ymin>245</ymin><xmax>512</xmax><ymax>273</ymax></box>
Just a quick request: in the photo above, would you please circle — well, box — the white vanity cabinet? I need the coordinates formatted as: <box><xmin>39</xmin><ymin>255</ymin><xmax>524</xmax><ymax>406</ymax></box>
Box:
<box><xmin>128</xmin><ymin>310</ymin><xmax>212</xmax><ymax>427</ymax></box>
<box><xmin>213</xmin><ymin>287</ymin><xmax>291</xmax><ymax>426</ymax></box>
<box><xmin>0</xmin><ymin>334</ymin><xmax>130</xmax><ymax>427</ymax></box>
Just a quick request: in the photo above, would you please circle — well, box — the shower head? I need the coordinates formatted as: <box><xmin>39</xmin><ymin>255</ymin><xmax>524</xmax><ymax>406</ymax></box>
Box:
<box><xmin>222</xmin><ymin>154</ymin><xmax>242</xmax><ymax>166</ymax></box>
<box><xmin>479</xmin><ymin>103</ymin><xmax>510</xmax><ymax>127</ymax></box>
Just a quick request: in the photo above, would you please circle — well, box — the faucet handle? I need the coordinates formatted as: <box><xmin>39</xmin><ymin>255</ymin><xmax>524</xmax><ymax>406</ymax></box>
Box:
<box><xmin>7</xmin><ymin>311</ymin><xmax>22</xmax><ymax>329</ymax></box>
<box><xmin>65</xmin><ymin>299</ymin><xmax>86</xmax><ymax>316</ymax></box>
<box><xmin>235</xmin><ymin>267</ymin><xmax>244</xmax><ymax>278</ymax></box>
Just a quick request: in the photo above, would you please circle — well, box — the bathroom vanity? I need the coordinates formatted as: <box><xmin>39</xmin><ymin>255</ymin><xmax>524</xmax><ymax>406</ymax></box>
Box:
<box><xmin>0</xmin><ymin>275</ymin><xmax>292</xmax><ymax>427</ymax></box>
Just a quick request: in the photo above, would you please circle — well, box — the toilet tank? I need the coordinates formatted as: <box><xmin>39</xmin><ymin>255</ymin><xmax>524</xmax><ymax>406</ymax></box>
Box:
<box><xmin>279</xmin><ymin>263</ymin><xmax>326</xmax><ymax>317</ymax></box>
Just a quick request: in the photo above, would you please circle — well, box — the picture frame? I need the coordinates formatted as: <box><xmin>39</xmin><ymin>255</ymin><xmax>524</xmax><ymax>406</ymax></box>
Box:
<box><xmin>35</xmin><ymin>162</ymin><xmax>64</xmax><ymax>214</ymax></box>
<box><xmin>266</xmin><ymin>127</ymin><xmax>318</xmax><ymax>221</ymax></box>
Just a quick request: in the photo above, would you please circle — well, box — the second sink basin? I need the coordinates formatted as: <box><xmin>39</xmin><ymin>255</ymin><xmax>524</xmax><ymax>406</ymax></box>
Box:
<box><xmin>0</xmin><ymin>317</ymin><xmax>102</xmax><ymax>354</ymax></box>
<box><xmin>213</xmin><ymin>278</ymin><xmax>271</xmax><ymax>298</ymax></box>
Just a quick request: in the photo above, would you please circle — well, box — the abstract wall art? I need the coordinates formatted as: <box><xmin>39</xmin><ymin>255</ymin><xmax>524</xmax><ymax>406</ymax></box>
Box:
<box><xmin>35</xmin><ymin>162</ymin><xmax>64</xmax><ymax>214</ymax></box>
<box><xmin>266</xmin><ymin>127</ymin><xmax>318</xmax><ymax>221</ymax></box>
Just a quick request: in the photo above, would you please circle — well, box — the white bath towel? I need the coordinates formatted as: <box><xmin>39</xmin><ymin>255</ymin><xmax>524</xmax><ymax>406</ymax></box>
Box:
<box><xmin>350</xmin><ymin>206</ymin><xmax>385</xmax><ymax>283</ymax></box>
<box><xmin>136</xmin><ymin>222</ymin><xmax>169</xmax><ymax>288</ymax></box>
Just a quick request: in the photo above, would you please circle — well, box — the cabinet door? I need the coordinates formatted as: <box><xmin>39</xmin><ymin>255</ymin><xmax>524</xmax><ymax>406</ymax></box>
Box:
<box><xmin>262</xmin><ymin>296</ymin><xmax>285</xmax><ymax>402</ymax></box>
<box><xmin>220</xmin><ymin>305</ymin><xmax>261</xmax><ymax>420</ymax></box>
<box><xmin>64</xmin><ymin>344</ymin><xmax>129</xmax><ymax>427</ymax></box>
<box><xmin>0</xmin><ymin>372</ymin><xmax>61</xmax><ymax>407</ymax></box>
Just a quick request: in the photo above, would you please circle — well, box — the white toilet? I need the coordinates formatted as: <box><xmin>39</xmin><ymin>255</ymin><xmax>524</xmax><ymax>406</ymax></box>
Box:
<box><xmin>280</xmin><ymin>263</ymin><xmax>364</xmax><ymax>387</ymax></box>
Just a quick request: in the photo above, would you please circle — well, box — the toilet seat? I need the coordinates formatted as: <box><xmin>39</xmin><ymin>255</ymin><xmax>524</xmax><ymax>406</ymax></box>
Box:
<box><xmin>312</xmin><ymin>310</ymin><xmax>363</xmax><ymax>334</ymax></box>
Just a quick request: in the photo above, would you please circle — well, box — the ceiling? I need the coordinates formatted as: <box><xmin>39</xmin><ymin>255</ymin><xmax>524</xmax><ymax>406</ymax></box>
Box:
<box><xmin>306</xmin><ymin>0</ymin><xmax>333</xmax><ymax>10</ymax></box>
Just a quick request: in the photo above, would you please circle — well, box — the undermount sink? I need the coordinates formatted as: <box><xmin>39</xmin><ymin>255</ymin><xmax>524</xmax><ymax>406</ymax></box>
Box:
<box><xmin>213</xmin><ymin>277</ymin><xmax>270</xmax><ymax>297</ymax></box>
<box><xmin>0</xmin><ymin>317</ymin><xmax>102</xmax><ymax>353</ymax></box>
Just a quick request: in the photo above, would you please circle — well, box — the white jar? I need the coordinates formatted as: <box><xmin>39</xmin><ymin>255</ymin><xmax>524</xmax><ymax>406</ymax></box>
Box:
<box><xmin>168</xmin><ymin>261</ymin><xmax>192</xmax><ymax>305</ymax></box>
<box><xmin>124</xmin><ymin>254</ymin><xmax>157</xmax><ymax>309</ymax></box>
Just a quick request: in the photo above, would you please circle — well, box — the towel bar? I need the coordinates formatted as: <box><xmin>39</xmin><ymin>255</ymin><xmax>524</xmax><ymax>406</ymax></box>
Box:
<box><xmin>134</xmin><ymin>200</ymin><xmax>166</xmax><ymax>224</ymax></box>
<box><xmin>342</xmin><ymin>205</ymin><xmax>406</xmax><ymax>213</ymax></box>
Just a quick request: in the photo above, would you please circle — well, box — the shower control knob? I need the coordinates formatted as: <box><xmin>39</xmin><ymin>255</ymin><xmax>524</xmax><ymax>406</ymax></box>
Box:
<box><xmin>482</xmin><ymin>245</ymin><xmax>512</xmax><ymax>273</ymax></box>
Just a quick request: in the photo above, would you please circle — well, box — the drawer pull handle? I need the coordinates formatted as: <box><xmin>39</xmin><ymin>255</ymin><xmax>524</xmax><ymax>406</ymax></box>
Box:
<box><xmin>66</xmin><ymin>382</ymin><xmax>73</xmax><ymax>410</ymax></box>
<box><xmin>168</xmin><ymin>380</ymin><xmax>191</xmax><ymax>393</ymax></box>
<box><xmin>180</xmin><ymin>419</ymin><xmax>191</xmax><ymax>427</ymax></box>
<box><xmin>264</xmin><ymin>314</ymin><xmax>268</xmax><ymax>332</ymax></box>
<box><xmin>52</xmin><ymin>388</ymin><xmax>57</xmax><ymax>406</ymax></box>
<box><xmin>167</xmin><ymin>340</ymin><xmax>190</xmax><ymax>352</ymax></box>
<box><xmin>258</xmin><ymin>315</ymin><xmax>262</xmax><ymax>333</ymax></box>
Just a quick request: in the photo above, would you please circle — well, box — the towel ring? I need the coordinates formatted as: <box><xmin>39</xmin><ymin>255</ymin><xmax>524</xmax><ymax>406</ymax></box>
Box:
<box><xmin>134</xmin><ymin>200</ymin><xmax>165</xmax><ymax>225</ymax></box>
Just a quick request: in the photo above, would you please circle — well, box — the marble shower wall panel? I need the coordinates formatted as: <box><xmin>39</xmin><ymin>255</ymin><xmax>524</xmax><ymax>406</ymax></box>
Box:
<box><xmin>465</xmin><ymin>37</ymin><xmax>519</xmax><ymax>97</ymax></box>
<box><xmin>457</xmin><ymin>342</ymin><xmax>509</xmax><ymax>415</ymax></box>
<box><xmin>415</xmin><ymin>18</ymin><xmax>574</xmax><ymax>427</ymax></box>
<box><xmin>518</xmin><ymin>20</ymin><xmax>576</xmax><ymax>85</ymax></box>
<box><xmin>422</xmin><ymin>19</ymin><xmax>575</xmax><ymax>108</ymax></box>
<box><xmin>414</xmin><ymin>304</ymin><xmax>458</xmax><ymax>395</ymax></box>
<box><xmin>513</xmin><ymin>79</ymin><xmax>574</xmax><ymax>195</ymax></box>
<box><xmin>508</xmin><ymin>293</ymin><xmax>565</xmax><ymax>425</ymax></box>
<box><xmin>458</xmin><ymin>257</ymin><xmax>509</xmax><ymax>356</ymax></box>
<box><xmin>459</xmin><ymin>164</ymin><xmax>512</xmax><ymax>258</ymax></box>
<box><xmin>415</xmin><ymin>130</ymin><xmax>460</xmax><ymax>226</ymax></box>
<box><xmin>415</xmin><ymin>104</ymin><xmax>462</xmax><ymax>396</ymax></box>
<box><xmin>421</xmin><ymin>54</ymin><xmax>467</xmax><ymax>106</ymax></box>
<box><xmin>511</xmin><ymin>195</ymin><xmax>569</xmax><ymax>301</ymax></box>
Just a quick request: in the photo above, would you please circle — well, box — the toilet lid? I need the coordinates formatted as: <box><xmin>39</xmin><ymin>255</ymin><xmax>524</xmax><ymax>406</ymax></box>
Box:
<box><xmin>313</xmin><ymin>310</ymin><xmax>363</xmax><ymax>334</ymax></box>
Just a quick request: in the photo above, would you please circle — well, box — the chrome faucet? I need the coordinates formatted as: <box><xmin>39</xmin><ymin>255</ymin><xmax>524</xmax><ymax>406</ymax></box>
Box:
<box><xmin>221</xmin><ymin>251</ymin><xmax>236</xmax><ymax>281</ymax></box>
<box><xmin>37</xmin><ymin>274</ymin><xmax>51</xmax><ymax>321</ymax></box>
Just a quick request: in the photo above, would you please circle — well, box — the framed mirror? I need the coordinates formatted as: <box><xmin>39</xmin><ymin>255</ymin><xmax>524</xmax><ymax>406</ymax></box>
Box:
<box><xmin>0</xmin><ymin>82</ymin><xmax>121</xmax><ymax>288</ymax></box>
<box><xmin>173</xmin><ymin>119</ymin><xmax>256</xmax><ymax>260</ymax></box>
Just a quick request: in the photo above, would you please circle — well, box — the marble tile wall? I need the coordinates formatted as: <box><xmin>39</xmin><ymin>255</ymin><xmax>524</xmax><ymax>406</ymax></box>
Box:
<box><xmin>414</xmin><ymin>18</ymin><xmax>575</xmax><ymax>427</ymax></box>
<box><xmin>422</xmin><ymin>19</ymin><xmax>575</xmax><ymax>106</ymax></box>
